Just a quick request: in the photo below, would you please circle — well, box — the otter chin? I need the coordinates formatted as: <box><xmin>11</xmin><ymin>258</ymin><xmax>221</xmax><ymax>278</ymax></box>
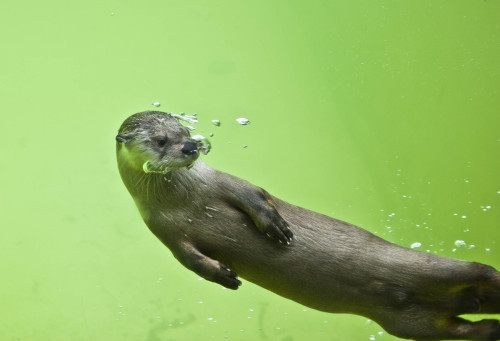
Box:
<box><xmin>116</xmin><ymin>111</ymin><xmax>500</xmax><ymax>341</ymax></box>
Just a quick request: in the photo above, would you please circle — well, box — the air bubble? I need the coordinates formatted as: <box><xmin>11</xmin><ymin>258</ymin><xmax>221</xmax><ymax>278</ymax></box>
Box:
<box><xmin>236</xmin><ymin>117</ymin><xmax>250</xmax><ymax>125</ymax></box>
<box><xmin>454</xmin><ymin>240</ymin><xmax>466</xmax><ymax>247</ymax></box>
<box><xmin>153</xmin><ymin>102</ymin><xmax>161</xmax><ymax>107</ymax></box>
<box><xmin>411</xmin><ymin>242</ymin><xmax>422</xmax><ymax>249</ymax></box>
<box><xmin>172</xmin><ymin>113</ymin><xmax>198</xmax><ymax>124</ymax></box>
<box><xmin>192</xmin><ymin>135</ymin><xmax>211</xmax><ymax>155</ymax></box>
<box><xmin>212</xmin><ymin>120</ymin><xmax>221</xmax><ymax>126</ymax></box>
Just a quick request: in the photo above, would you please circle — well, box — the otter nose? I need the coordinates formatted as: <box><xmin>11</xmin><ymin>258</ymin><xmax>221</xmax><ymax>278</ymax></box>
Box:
<box><xmin>181</xmin><ymin>141</ymin><xmax>198</xmax><ymax>155</ymax></box>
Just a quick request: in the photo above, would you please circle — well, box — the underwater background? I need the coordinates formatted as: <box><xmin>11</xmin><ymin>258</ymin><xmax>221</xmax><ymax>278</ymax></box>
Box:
<box><xmin>1</xmin><ymin>1</ymin><xmax>499</xmax><ymax>340</ymax></box>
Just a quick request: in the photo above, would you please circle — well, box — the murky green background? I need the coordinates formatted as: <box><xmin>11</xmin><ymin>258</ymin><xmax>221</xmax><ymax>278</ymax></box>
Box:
<box><xmin>1</xmin><ymin>1</ymin><xmax>499</xmax><ymax>340</ymax></box>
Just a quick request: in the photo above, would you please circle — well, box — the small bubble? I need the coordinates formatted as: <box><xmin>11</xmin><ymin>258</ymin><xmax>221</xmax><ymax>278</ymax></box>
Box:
<box><xmin>186</xmin><ymin>126</ymin><xmax>196</xmax><ymax>131</ymax></box>
<box><xmin>236</xmin><ymin>117</ymin><xmax>250</xmax><ymax>125</ymax></box>
<box><xmin>211</xmin><ymin>120</ymin><xmax>221</xmax><ymax>126</ymax></box>
<box><xmin>192</xmin><ymin>135</ymin><xmax>211</xmax><ymax>155</ymax></box>
<box><xmin>461</xmin><ymin>216</ymin><xmax>467</xmax><ymax>219</ymax></box>
<box><xmin>243</xmin><ymin>145</ymin><xmax>248</xmax><ymax>148</ymax></box>
<box><xmin>171</xmin><ymin>113</ymin><xmax>198</xmax><ymax>124</ymax></box>
<box><xmin>455</xmin><ymin>240</ymin><xmax>466</xmax><ymax>247</ymax></box>
<box><xmin>369</xmin><ymin>336</ymin><xmax>376</xmax><ymax>341</ymax></box>
<box><xmin>209</xmin><ymin>133</ymin><xmax>214</xmax><ymax>137</ymax></box>
<box><xmin>411</xmin><ymin>242</ymin><xmax>422</xmax><ymax>249</ymax></box>
<box><xmin>153</xmin><ymin>102</ymin><xmax>161</xmax><ymax>107</ymax></box>
<box><xmin>486</xmin><ymin>248</ymin><xmax>491</xmax><ymax>252</ymax></box>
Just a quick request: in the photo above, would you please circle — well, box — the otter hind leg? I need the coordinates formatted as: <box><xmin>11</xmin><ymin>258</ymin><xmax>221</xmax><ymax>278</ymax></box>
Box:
<box><xmin>448</xmin><ymin>264</ymin><xmax>500</xmax><ymax>315</ymax></box>
<box><xmin>378</xmin><ymin>313</ymin><xmax>500</xmax><ymax>340</ymax></box>
<box><xmin>438</xmin><ymin>317</ymin><xmax>500</xmax><ymax>341</ymax></box>
<box><xmin>450</xmin><ymin>285</ymin><xmax>500</xmax><ymax>315</ymax></box>
<box><xmin>477</xmin><ymin>268</ymin><xmax>500</xmax><ymax>314</ymax></box>
<box><xmin>478</xmin><ymin>290</ymin><xmax>500</xmax><ymax>314</ymax></box>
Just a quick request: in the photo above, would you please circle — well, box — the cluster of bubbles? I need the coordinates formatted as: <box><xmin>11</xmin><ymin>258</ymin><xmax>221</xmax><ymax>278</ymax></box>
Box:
<box><xmin>151</xmin><ymin>101</ymin><xmax>251</xmax><ymax>156</ymax></box>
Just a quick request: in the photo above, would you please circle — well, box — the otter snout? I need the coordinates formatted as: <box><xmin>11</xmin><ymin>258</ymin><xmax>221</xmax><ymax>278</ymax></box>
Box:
<box><xmin>181</xmin><ymin>141</ymin><xmax>198</xmax><ymax>155</ymax></box>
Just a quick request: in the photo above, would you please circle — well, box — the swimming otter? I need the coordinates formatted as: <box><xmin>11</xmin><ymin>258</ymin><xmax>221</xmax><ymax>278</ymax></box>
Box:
<box><xmin>116</xmin><ymin>111</ymin><xmax>500</xmax><ymax>340</ymax></box>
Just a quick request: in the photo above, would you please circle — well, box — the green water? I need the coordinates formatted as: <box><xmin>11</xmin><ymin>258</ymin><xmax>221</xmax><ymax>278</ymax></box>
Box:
<box><xmin>1</xmin><ymin>1</ymin><xmax>499</xmax><ymax>340</ymax></box>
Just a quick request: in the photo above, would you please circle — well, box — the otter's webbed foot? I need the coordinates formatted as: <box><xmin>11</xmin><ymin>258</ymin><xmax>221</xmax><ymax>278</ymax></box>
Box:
<box><xmin>171</xmin><ymin>241</ymin><xmax>242</xmax><ymax>290</ymax></box>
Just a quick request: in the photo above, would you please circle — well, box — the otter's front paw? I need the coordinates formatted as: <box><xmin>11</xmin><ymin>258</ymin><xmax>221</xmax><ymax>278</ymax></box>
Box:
<box><xmin>214</xmin><ymin>265</ymin><xmax>242</xmax><ymax>290</ymax></box>
<box><xmin>256</xmin><ymin>210</ymin><xmax>293</xmax><ymax>245</ymax></box>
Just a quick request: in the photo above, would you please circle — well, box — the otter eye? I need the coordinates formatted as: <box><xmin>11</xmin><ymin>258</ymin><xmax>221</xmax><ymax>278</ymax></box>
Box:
<box><xmin>157</xmin><ymin>139</ymin><xmax>166</xmax><ymax>147</ymax></box>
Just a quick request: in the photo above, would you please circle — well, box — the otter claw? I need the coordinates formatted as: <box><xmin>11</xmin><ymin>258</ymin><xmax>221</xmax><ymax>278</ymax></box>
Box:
<box><xmin>268</xmin><ymin>221</ymin><xmax>293</xmax><ymax>245</ymax></box>
<box><xmin>215</xmin><ymin>265</ymin><xmax>242</xmax><ymax>290</ymax></box>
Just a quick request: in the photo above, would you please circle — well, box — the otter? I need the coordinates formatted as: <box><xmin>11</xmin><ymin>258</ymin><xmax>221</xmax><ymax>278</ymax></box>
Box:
<box><xmin>116</xmin><ymin>111</ymin><xmax>500</xmax><ymax>340</ymax></box>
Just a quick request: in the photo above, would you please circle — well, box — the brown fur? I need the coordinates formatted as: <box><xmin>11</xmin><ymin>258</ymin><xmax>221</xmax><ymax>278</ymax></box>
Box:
<box><xmin>116</xmin><ymin>111</ymin><xmax>500</xmax><ymax>340</ymax></box>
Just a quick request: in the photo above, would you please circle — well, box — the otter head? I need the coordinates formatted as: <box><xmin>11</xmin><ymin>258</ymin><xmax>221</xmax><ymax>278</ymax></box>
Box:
<box><xmin>116</xmin><ymin>111</ymin><xmax>200</xmax><ymax>174</ymax></box>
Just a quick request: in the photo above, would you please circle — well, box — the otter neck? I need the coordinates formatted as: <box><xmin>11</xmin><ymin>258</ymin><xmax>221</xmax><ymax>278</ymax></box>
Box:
<box><xmin>117</xmin><ymin>158</ymin><xmax>211</xmax><ymax>208</ymax></box>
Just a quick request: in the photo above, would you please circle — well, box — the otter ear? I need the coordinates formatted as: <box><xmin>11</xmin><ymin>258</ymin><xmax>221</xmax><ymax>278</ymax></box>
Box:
<box><xmin>116</xmin><ymin>133</ymin><xmax>133</xmax><ymax>143</ymax></box>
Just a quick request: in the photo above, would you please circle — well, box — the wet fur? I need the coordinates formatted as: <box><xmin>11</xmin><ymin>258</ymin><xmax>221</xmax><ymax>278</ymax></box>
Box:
<box><xmin>116</xmin><ymin>111</ymin><xmax>500</xmax><ymax>340</ymax></box>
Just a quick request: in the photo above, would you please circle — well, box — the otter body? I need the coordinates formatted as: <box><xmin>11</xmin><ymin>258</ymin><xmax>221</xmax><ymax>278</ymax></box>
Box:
<box><xmin>116</xmin><ymin>111</ymin><xmax>500</xmax><ymax>340</ymax></box>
